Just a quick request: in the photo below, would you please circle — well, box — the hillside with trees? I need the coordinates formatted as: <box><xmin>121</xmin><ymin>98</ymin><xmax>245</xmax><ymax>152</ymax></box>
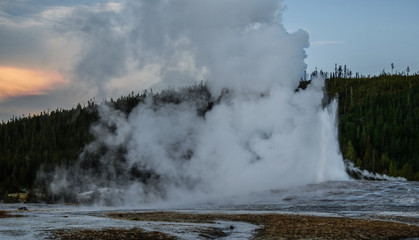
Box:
<box><xmin>325</xmin><ymin>72</ymin><xmax>419</xmax><ymax>181</ymax></box>
<box><xmin>0</xmin><ymin>101</ymin><xmax>98</xmax><ymax>202</ymax></box>
<box><xmin>0</xmin><ymin>71</ymin><xmax>418</xmax><ymax>202</ymax></box>
<box><xmin>0</xmin><ymin>83</ymin><xmax>213</xmax><ymax>202</ymax></box>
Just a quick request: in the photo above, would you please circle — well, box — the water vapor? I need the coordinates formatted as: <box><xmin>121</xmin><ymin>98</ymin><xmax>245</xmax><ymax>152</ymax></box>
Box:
<box><xmin>49</xmin><ymin>0</ymin><xmax>349</xmax><ymax>206</ymax></box>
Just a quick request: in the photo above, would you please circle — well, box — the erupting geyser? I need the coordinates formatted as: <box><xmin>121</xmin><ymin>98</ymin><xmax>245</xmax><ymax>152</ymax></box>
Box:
<box><xmin>49</xmin><ymin>0</ymin><xmax>349</xmax><ymax>206</ymax></box>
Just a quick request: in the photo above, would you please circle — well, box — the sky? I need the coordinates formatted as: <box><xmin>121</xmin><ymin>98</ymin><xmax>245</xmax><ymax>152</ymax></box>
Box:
<box><xmin>0</xmin><ymin>0</ymin><xmax>418</xmax><ymax>121</ymax></box>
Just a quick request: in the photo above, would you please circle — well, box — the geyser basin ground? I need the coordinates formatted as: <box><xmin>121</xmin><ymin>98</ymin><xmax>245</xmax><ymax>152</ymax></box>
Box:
<box><xmin>1</xmin><ymin>180</ymin><xmax>418</xmax><ymax>239</ymax></box>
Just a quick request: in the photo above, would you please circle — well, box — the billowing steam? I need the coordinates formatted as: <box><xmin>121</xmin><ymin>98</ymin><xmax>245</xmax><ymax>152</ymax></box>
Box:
<box><xmin>49</xmin><ymin>0</ymin><xmax>348</xmax><ymax>206</ymax></box>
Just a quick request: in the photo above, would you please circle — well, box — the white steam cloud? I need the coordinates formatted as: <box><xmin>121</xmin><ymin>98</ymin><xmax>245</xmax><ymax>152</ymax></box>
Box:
<box><xmin>49</xmin><ymin>0</ymin><xmax>348</xmax><ymax>206</ymax></box>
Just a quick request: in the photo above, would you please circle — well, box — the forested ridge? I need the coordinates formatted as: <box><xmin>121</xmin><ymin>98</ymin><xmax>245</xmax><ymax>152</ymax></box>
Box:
<box><xmin>0</xmin><ymin>83</ymin><xmax>213</xmax><ymax>202</ymax></box>
<box><xmin>0</xmin><ymin>101</ymin><xmax>98</xmax><ymax>202</ymax></box>
<box><xmin>0</xmin><ymin>73</ymin><xmax>418</xmax><ymax>202</ymax></box>
<box><xmin>326</xmin><ymin>74</ymin><xmax>419</xmax><ymax>181</ymax></box>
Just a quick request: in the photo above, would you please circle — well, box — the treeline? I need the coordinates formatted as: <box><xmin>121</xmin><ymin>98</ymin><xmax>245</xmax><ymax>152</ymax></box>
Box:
<box><xmin>0</xmin><ymin>82</ymin><xmax>212</xmax><ymax>202</ymax></box>
<box><xmin>0</xmin><ymin>73</ymin><xmax>418</xmax><ymax>202</ymax></box>
<box><xmin>0</xmin><ymin>101</ymin><xmax>98</xmax><ymax>201</ymax></box>
<box><xmin>324</xmin><ymin>71</ymin><xmax>419</xmax><ymax>180</ymax></box>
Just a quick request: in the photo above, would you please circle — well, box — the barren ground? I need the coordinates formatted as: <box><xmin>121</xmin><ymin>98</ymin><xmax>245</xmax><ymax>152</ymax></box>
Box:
<box><xmin>53</xmin><ymin>211</ymin><xmax>419</xmax><ymax>239</ymax></box>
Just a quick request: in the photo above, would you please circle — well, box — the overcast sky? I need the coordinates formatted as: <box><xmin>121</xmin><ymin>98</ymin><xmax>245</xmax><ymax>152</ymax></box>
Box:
<box><xmin>1</xmin><ymin>0</ymin><xmax>418</xmax><ymax>121</ymax></box>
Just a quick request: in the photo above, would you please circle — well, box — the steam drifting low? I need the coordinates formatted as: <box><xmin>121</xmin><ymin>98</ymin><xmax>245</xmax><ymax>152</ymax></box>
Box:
<box><xmin>49</xmin><ymin>0</ymin><xmax>348</xmax><ymax>206</ymax></box>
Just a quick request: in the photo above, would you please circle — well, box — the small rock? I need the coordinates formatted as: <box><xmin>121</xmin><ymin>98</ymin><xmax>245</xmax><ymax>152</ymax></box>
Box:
<box><xmin>18</xmin><ymin>207</ymin><xmax>28</xmax><ymax>211</ymax></box>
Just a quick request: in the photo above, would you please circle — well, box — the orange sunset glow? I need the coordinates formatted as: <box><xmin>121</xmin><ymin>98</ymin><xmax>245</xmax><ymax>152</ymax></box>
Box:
<box><xmin>0</xmin><ymin>66</ymin><xmax>67</xmax><ymax>100</ymax></box>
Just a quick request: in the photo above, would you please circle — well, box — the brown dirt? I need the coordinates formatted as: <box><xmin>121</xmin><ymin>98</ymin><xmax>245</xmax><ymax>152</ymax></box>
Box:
<box><xmin>0</xmin><ymin>210</ymin><xmax>24</xmax><ymax>218</ymax></box>
<box><xmin>107</xmin><ymin>211</ymin><xmax>419</xmax><ymax>240</ymax></box>
<box><xmin>52</xmin><ymin>228</ymin><xmax>177</xmax><ymax>240</ymax></box>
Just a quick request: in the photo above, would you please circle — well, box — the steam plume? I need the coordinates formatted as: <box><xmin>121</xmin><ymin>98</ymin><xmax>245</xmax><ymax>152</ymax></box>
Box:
<box><xmin>49</xmin><ymin>0</ymin><xmax>348</xmax><ymax>206</ymax></box>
